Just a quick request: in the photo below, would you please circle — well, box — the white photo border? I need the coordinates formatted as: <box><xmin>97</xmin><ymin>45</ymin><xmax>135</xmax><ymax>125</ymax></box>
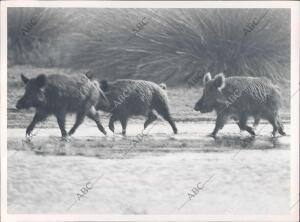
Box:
<box><xmin>1</xmin><ymin>1</ymin><xmax>299</xmax><ymax>222</ymax></box>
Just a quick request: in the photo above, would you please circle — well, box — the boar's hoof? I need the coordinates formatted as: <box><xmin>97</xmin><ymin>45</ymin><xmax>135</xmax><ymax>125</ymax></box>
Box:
<box><xmin>25</xmin><ymin>133</ymin><xmax>33</xmax><ymax>141</ymax></box>
<box><xmin>249</xmin><ymin>131</ymin><xmax>256</xmax><ymax>137</ymax></box>
<box><xmin>209</xmin><ymin>133</ymin><xmax>217</xmax><ymax>139</ymax></box>
<box><xmin>61</xmin><ymin>135</ymin><xmax>71</xmax><ymax>143</ymax></box>
<box><xmin>109</xmin><ymin>125</ymin><xmax>114</xmax><ymax>133</ymax></box>
<box><xmin>278</xmin><ymin>128</ymin><xmax>286</xmax><ymax>136</ymax></box>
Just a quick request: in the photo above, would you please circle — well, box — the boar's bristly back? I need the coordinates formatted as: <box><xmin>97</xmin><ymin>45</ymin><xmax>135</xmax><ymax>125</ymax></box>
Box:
<box><xmin>222</xmin><ymin>77</ymin><xmax>282</xmax><ymax>108</ymax></box>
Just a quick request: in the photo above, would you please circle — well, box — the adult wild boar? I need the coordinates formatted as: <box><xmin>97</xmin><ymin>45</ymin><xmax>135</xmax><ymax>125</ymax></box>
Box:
<box><xmin>97</xmin><ymin>79</ymin><xmax>178</xmax><ymax>135</ymax></box>
<box><xmin>194</xmin><ymin>72</ymin><xmax>286</xmax><ymax>137</ymax></box>
<box><xmin>16</xmin><ymin>73</ymin><xmax>109</xmax><ymax>139</ymax></box>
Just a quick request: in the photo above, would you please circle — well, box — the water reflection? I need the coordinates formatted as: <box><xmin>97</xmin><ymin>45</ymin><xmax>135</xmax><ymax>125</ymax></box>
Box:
<box><xmin>211</xmin><ymin>134</ymin><xmax>288</xmax><ymax>150</ymax></box>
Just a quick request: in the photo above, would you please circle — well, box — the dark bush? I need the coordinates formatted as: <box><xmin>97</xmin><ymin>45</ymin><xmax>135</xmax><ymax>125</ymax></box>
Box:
<box><xmin>8</xmin><ymin>8</ymin><xmax>290</xmax><ymax>85</ymax></box>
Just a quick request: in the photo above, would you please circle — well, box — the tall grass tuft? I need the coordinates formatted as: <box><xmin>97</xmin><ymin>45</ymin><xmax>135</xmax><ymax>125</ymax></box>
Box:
<box><xmin>8</xmin><ymin>8</ymin><xmax>290</xmax><ymax>85</ymax></box>
<box><xmin>7</xmin><ymin>8</ymin><xmax>73</xmax><ymax>67</ymax></box>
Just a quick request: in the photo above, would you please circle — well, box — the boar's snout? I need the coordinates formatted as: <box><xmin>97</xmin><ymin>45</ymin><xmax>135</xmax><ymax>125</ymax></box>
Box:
<box><xmin>16</xmin><ymin>91</ymin><xmax>46</xmax><ymax>110</ymax></box>
<box><xmin>194</xmin><ymin>99</ymin><xmax>201</xmax><ymax>111</ymax></box>
<box><xmin>16</xmin><ymin>98</ymin><xmax>27</xmax><ymax>109</ymax></box>
<box><xmin>194</xmin><ymin>97</ymin><xmax>214</xmax><ymax>113</ymax></box>
<box><xmin>16</xmin><ymin>96</ymin><xmax>35</xmax><ymax>109</ymax></box>
<box><xmin>16</xmin><ymin>101</ymin><xmax>22</xmax><ymax>109</ymax></box>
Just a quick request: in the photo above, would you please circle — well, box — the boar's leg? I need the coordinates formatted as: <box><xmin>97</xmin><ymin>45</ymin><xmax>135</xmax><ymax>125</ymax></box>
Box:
<box><xmin>253</xmin><ymin>115</ymin><xmax>260</xmax><ymax>129</ymax></box>
<box><xmin>144</xmin><ymin>111</ymin><xmax>158</xmax><ymax>129</ymax></box>
<box><xmin>87</xmin><ymin>106</ymin><xmax>107</xmax><ymax>135</ymax></box>
<box><xmin>120</xmin><ymin>117</ymin><xmax>128</xmax><ymax>136</ymax></box>
<box><xmin>158</xmin><ymin>113</ymin><xmax>177</xmax><ymax>134</ymax></box>
<box><xmin>109</xmin><ymin>114</ymin><xmax>117</xmax><ymax>133</ymax></box>
<box><xmin>68</xmin><ymin>110</ymin><xmax>88</xmax><ymax>136</ymax></box>
<box><xmin>268</xmin><ymin>117</ymin><xmax>278</xmax><ymax>137</ymax></box>
<box><xmin>276</xmin><ymin>117</ymin><xmax>286</xmax><ymax>136</ymax></box>
<box><xmin>55</xmin><ymin>111</ymin><xmax>68</xmax><ymax>137</ymax></box>
<box><xmin>154</xmin><ymin>104</ymin><xmax>177</xmax><ymax>134</ymax></box>
<box><xmin>267</xmin><ymin>114</ymin><xmax>286</xmax><ymax>137</ymax></box>
<box><xmin>26</xmin><ymin>111</ymin><xmax>48</xmax><ymax>136</ymax></box>
<box><xmin>237</xmin><ymin>114</ymin><xmax>255</xmax><ymax>136</ymax></box>
<box><xmin>164</xmin><ymin>115</ymin><xmax>177</xmax><ymax>134</ymax></box>
<box><xmin>211</xmin><ymin>114</ymin><xmax>228</xmax><ymax>137</ymax></box>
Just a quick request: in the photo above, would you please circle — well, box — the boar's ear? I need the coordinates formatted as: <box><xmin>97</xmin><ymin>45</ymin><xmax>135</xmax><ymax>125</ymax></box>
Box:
<box><xmin>35</xmin><ymin>74</ymin><xmax>47</xmax><ymax>88</ymax></box>
<box><xmin>214</xmin><ymin>73</ymin><xmax>225</xmax><ymax>90</ymax></box>
<box><xmin>21</xmin><ymin>74</ymin><xmax>29</xmax><ymax>84</ymax></box>
<box><xmin>203</xmin><ymin>72</ymin><xmax>212</xmax><ymax>85</ymax></box>
<box><xmin>100</xmin><ymin>80</ymin><xmax>109</xmax><ymax>92</ymax></box>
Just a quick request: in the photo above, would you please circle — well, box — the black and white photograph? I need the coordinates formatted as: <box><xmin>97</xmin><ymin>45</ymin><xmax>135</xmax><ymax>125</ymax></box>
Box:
<box><xmin>1</xmin><ymin>1</ymin><xmax>299</xmax><ymax>222</ymax></box>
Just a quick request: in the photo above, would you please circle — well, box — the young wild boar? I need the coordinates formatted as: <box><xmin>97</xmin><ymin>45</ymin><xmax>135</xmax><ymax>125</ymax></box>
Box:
<box><xmin>194</xmin><ymin>72</ymin><xmax>286</xmax><ymax>138</ymax></box>
<box><xmin>16</xmin><ymin>73</ymin><xmax>109</xmax><ymax>139</ymax></box>
<box><xmin>96</xmin><ymin>79</ymin><xmax>178</xmax><ymax>135</ymax></box>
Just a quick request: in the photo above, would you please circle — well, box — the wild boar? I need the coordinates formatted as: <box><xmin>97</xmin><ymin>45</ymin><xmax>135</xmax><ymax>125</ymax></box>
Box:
<box><xmin>194</xmin><ymin>72</ymin><xmax>286</xmax><ymax>137</ymax></box>
<box><xmin>96</xmin><ymin>79</ymin><xmax>177</xmax><ymax>135</ymax></box>
<box><xmin>16</xmin><ymin>73</ymin><xmax>109</xmax><ymax>139</ymax></box>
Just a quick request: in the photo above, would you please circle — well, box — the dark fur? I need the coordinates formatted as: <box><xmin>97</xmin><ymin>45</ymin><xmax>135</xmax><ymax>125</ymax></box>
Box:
<box><xmin>194</xmin><ymin>73</ymin><xmax>286</xmax><ymax>137</ymax></box>
<box><xmin>97</xmin><ymin>79</ymin><xmax>177</xmax><ymax>135</ymax></box>
<box><xmin>16</xmin><ymin>73</ymin><xmax>109</xmax><ymax>138</ymax></box>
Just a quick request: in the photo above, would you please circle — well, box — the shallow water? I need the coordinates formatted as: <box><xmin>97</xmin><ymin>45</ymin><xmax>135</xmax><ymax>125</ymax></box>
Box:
<box><xmin>7</xmin><ymin>122</ymin><xmax>291</xmax><ymax>214</ymax></box>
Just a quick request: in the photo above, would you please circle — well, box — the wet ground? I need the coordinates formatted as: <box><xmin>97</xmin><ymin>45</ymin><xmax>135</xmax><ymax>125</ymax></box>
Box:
<box><xmin>7</xmin><ymin>121</ymin><xmax>291</xmax><ymax>214</ymax></box>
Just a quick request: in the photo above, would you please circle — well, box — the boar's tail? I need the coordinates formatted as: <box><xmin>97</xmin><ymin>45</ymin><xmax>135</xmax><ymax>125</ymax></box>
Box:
<box><xmin>270</xmin><ymin>84</ymin><xmax>283</xmax><ymax>108</ymax></box>
<box><xmin>152</xmin><ymin>89</ymin><xmax>178</xmax><ymax>134</ymax></box>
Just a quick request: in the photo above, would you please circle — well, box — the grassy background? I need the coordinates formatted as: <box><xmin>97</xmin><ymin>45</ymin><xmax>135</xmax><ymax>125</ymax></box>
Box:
<box><xmin>8</xmin><ymin>8</ymin><xmax>290</xmax><ymax>85</ymax></box>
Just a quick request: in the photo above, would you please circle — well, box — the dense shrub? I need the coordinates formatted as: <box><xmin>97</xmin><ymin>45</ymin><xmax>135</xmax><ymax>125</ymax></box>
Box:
<box><xmin>7</xmin><ymin>8</ymin><xmax>290</xmax><ymax>85</ymax></box>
